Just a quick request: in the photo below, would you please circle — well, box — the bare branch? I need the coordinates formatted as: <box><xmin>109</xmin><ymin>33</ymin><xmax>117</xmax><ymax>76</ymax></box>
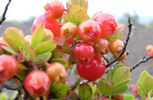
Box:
<box><xmin>130</xmin><ymin>55</ymin><xmax>153</xmax><ymax>72</ymax></box>
<box><xmin>106</xmin><ymin>18</ymin><xmax>132</xmax><ymax>68</ymax></box>
<box><xmin>0</xmin><ymin>0</ymin><xmax>12</xmax><ymax>25</ymax></box>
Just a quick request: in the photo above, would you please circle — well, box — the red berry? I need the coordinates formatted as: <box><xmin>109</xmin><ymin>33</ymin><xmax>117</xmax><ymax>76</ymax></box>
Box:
<box><xmin>77</xmin><ymin>55</ymin><xmax>106</xmax><ymax>81</ymax></box>
<box><xmin>94</xmin><ymin>13</ymin><xmax>117</xmax><ymax>38</ymax></box>
<box><xmin>46</xmin><ymin>63</ymin><xmax>67</xmax><ymax>82</ymax></box>
<box><xmin>31</xmin><ymin>14</ymin><xmax>61</xmax><ymax>37</ymax></box>
<box><xmin>24</xmin><ymin>70</ymin><xmax>50</xmax><ymax>97</ymax></box>
<box><xmin>93</xmin><ymin>38</ymin><xmax>109</xmax><ymax>57</ymax></box>
<box><xmin>0</xmin><ymin>55</ymin><xmax>18</xmax><ymax>84</ymax></box>
<box><xmin>100</xmin><ymin>98</ymin><xmax>111</xmax><ymax>100</ymax></box>
<box><xmin>111</xmin><ymin>94</ymin><xmax>124</xmax><ymax>100</ymax></box>
<box><xmin>73</xmin><ymin>42</ymin><xmax>95</xmax><ymax>63</ymax></box>
<box><xmin>44</xmin><ymin>0</ymin><xmax>64</xmax><ymax>19</ymax></box>
<box><xmin>131</xmin><ymin>84</ymin><xmax>138</xmax><ymax>93</ymax></box>
<box><xmin>78</xmin><ymin>20</ymin><xmax>101</xmax><ymax>42</ymax></box>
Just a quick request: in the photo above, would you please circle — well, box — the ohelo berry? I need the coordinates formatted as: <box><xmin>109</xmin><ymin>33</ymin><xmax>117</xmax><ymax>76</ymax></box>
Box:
<box><xmin>94</xmin><ymin>13</ymin><xmax>117</xmax><ymax>38</ymax></box>
<box><xmin>44</xmin><ymin>0</ymin><xmax>64</xmax><ymax>19</ymax></box>
<box><xmin>0</xmin><ymin>55</ymin><xmax>18</xmax><ymax>84</ymax></box>
<box><xmin>46</xmin><ymin>62</ymin><xmax>67</xmax><ymax>82</ymax></box>
<box><xmin>111</xmin><ymin>94</ymin><xmax>124</xmax><ymax>100</ymax></box>
<box><xmin>61</xmin><ymin>22</ymin><xmax>78</xmax><ymax>39</ymax></box>
<box><xmin>77</xmin><ymin>55</ymin><xmax>106</xmax><ymax>81</ymax></box>
<box><xmin>78</xmin><ymin>20</ymin><xmax>101</xmax><ymax>42</ymax></box>
<box><xmin>93</xmin><ymin>38</ymin><xmax>109</xmax><ymax>57</ymax></box>
<box><xmin>31</xmin><ymin>14</ymin><xmax>61</xmax><ymax>37</ymax></box>
<box><xmin>73</xmin><ymin>42</ymin><xmax>95</xmax><ymax>63</ymax></box>
<box><xmin>24</xmin><ymin>70</ymin><xmax>50</xmax><ymax>97</ymax></box>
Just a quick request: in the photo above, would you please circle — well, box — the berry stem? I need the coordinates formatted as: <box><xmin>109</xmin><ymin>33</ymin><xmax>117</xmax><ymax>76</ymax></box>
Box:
<box><xmin>28</xmin><ymin>63</ymin><xmax>38</xmax><ymax>70</ymax></box>
<box><xmin>12</xmin><ymin>53</ymin><xmax>24</xmax><ymax>62</ymax></box>
<box><xmin>34</xmin><ymin>59</ymin><xmax>50</xmax><ymax>67</ymax></box>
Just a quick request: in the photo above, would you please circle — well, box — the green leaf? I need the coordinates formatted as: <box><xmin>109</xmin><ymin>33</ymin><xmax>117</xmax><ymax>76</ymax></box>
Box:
<box><xmin>31</xmin><ymin>24</ymin><xmax>45</xmax><ymax>48</ymax></box>
<box><xmin>18</xmin><ymin>62</ymin><xmax>28</xmax><ymax>70</ymax></box>
<box><xmin>2</xmin><ymin>34</ymin><xmax>18</xmax><ymax>52</ymax></box>
<box><xmin>68</xmin><ymin>90</ymin><xmax>80</xmax><ymax>100</ymax></box>
<box><xmin>107</xmin><ymin>32</ymin><xmax>123</xmax><ymax>41</ymax></box>
<box><xmin>16</xmin><ymin>70</ymin><xmax>29</xmax><ymax>81</ymax></box>
<box><xmin>52</xmin><ymin>47</ymin><xmax>63</xmax><ymax>58</ymax></box>
<box><xmin>110</xmin><ymin>84</ymin><xmax>129</xmax><ymax>95</ymax></box>
<box><xmin>137</xmin><ymin>81</ymin><xmax>147</xmax><ymax>98</ymax></box>
<box><xmin>106</xmin><ymin>68</ymin><xmax>112</xmax><ymax>82</ymax></box>
<box><xmin>113</xmin><ymin>24</ymin><xmax>125</xmax><ymax>34</ymax></box>
<box><xmin>34</xmin><ymin>52</ymin><xmax>52</xmax><ymax>64</ymax></box>
<box><xmin>78</xmin><ymin>83</ymin><xmax>92</xmax><ymax>100</ymax></box>
<box><xmin>4</xmin><ymin>27</ymin><xmax>25</xmax><ymax>49</ymax></box>
<box><xmin>112</xmin><ymin>79</ymin><xmax>131</xmax><ymax>90</ymax></box>
<box><xmin>139</xmin><ymin>70</ymin><xmax>149</xmax><ymax>84</ymax></box>
<box><xmin>68</xmin><ymin>0</ymin><xmax>73</xmax><ymax>5</ymax></box>
<box><xmin>66</xmin><ymin>2</ymin><xmax>72</xmax><ymax>11</ymax></box>
<box><xmin>137</xmin><ymin>87</ymin><xmax>146</xmax><ymax>99</ymax></box>
<box><xmin>1</xmin><ymin>46</ymin><xmax>16</xmax><ymax>54</ymax></box>
<box><xmin>34</xmin><ymin>41</ymin><xmax>56</xmax><ymax>55</ymax></box>
<box><xmin>0</xmin><ymin>92</ymin><xmax>8</xmax><ymax>100</ymax></box>
<box><xmin>49</xmin><ymin>82</ymin><xmax>70</xmax><ymax>99</ymax></box>
<box><xmin>71</xmin><ymin>77</ymin><xmax>82</xmax><ymax>91</ymax></box>
<box><xmin>124</xmin><ymin>94</ymin><xmax>134</xmax><ymax>100</ymax></box>
<box><xmin>143</xmin><ymin>75</ymin><xmax>153</xmax><ymax>92</ymax></box>
<box><xmin>112</xmin><ymin>67</ymin><xmax>130</xmax><ymax>84</ymax></box>
<box><xmin>98</xmin><ymin>80</ymin><xmax>112</xmax><ymax>95</ymax></box>
<box><xmin>24</xmin><ymin>41</ymin><xmax>35</xmax><ymax>61</ymax></box>
<box><xmin>63</xmin><ymin>13</ymin><xmax>73</xmax><ymax>23</ymax></box>
<box><xmin>51</xmin><ymin>58</ymin><xmax>68</xmax><ymax>68</ymax></box>
<box><xmin>110</xmin><ymin>64</ymin><xmax>125</xmax><ymax>82</ymax></box>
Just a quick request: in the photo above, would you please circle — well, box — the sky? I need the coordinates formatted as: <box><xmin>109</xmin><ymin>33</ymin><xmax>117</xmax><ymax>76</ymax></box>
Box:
<box><xmin>0</xmin><ymin>0</ymin><xmax>153</xmax><ymax>21</ymax></box>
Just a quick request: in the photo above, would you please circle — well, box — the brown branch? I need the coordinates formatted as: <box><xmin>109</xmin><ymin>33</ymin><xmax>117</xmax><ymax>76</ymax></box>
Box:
<box><xmin>0</xmin><ymin>0</ymin><xmax>12</xmax><ymax>25</ymax></box>
<box><xmin>130</xmin><ymin>55</ymin><xmax>153</xmax><ymax>72</ymax></box>
<box><xmin>106</xmin><ymin>18</ymin><xmax>132</xmax><ymax>68</ymax></box>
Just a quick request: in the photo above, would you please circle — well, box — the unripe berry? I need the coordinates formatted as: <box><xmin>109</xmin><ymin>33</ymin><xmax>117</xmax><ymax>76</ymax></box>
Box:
<box><xmin>146</xmin><ymin>45</ymin><xmax>153</xmax><ymax>52</ymax></box>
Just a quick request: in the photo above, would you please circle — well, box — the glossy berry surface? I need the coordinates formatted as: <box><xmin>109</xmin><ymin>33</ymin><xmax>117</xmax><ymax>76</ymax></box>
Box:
<box><xmin>61</xmin><ymin>22</ymin><xmax>78</xmax><ymax>39</ymax></box>
<box><xmin>24</xmin><ymin>70</ymin><xmax>50</xmax><ymax>97</ymax></box>
<box><xmin>93</xmin><ymin>38</ymin><xmax>109</xmax><ymax>57</ymax></box>
<box><xmin>31</xmin><ymin>14</ymin><xmax>61</xmax><ymax>37</ymax></box>
<box><xmin>111</xmin><ymin>94</ymin><xmax>124</xmax><ymax>100</ymax></box>
<box><xmin>44</xmin><ymin>0</ymin><xmax>64</xmax><ymax>19</ymax></box>
<box><xmin>73</xmin><ymin>42</ymin><xmax>95</xmax><ymax>63</ymax></box>
<box><xmin>46</xmin><ymin>62</ymin><xmax>67</xmax><ymax>82</ymax></box>
<box><xmin>0</xmin><ymin>55</ymin><xmax>18</xmax><ymax>84</ymax></box>
<box><xmin>109</xmin><ymin>39</ymin><xmax>124</xmax><ymax>55</ymax></box>
<box><xmin>77</xmin><ymin>55</ymin><xmax>106</xmax><ymax>81</ymax></box>
<box><xmin>94</xmin><ymin>13</ymin><xmax>117</xmax><ymax>38</ymax></box>
<box><xmin>78</xmin><ymin>20</ymin><xmax>101</xmax><ymax>42</ymax></box>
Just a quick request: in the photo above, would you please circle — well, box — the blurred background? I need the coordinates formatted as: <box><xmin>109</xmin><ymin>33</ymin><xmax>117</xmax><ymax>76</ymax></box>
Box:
<box><xmin>0</xmin><ymin>0</ymin><xmax>153</xmax><ymax>99</ymax></box>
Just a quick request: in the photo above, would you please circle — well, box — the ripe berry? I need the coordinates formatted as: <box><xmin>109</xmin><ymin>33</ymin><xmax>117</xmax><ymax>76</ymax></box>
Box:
<box><xmin>78</xmin><ymin>20</ymin><xmax>101</xmax><ymax>42</ymax></box>
<box><xmin>77</xmin><ymin>55</ymin><xmax>106</xmax><ymax>81</ymax></box>
<box><xmin>94</xmin><ymin>13</ymin><xmax>117</xmax><ymax>38</ymax></box>
<box><xmin>0</xmin><ymin>55</ymin><xmax>18</xmax><ymax>84</ymax></box>
<box><xmin>111</xmin><ymin>94</ymin><xmax>124</xmax><ymax>100</ymax></box>
<box><xmin>31</xmin><ymin>14</ymin><xmax>61</xmax><ymax>37</ymax></box>
<box><xmin>93</xmin><ymin>38</ymin><xmax>109</xmax><ymax>57</ymax></box>
<box><xmin>46</xmin><ymin>62</ymin><xmax>67</xmax><ymax>82</ymax></box>
<box><xmin>146</xmin><ymin>45</ymin><xmax>153</xmax><ymax>52</ymax></box>
<box><xmin>131</xmin><ymin>84</ymin><xmax>138</xmax><ymax>93</ymax></box>
<box><xmin>24</xmin><ymin>70</ymin><xmax>50</xmax><ymax>97</ymax></box>
<box><xmin>100</xmin><ymin>98</ymin><xmax>112</xmax><ymax>100</ymax></box>
<box><xmin>109</xmin><ymin>39</ymin><xmax>124</xmax><ymax>55</ymax></box>
<box><xmin>73</xmin><ymin>42</ymin><xmax>95</xmax><ymax>63</ymax></box>
<box><xmin>44</xmin><ymin>0</ymin><xmax>64</xmax><ymax>19</ymax></box>
<box><xmin>61</xmin><ymin>22</ymin><xmax>78</xmax><ymax>39</ymax></box>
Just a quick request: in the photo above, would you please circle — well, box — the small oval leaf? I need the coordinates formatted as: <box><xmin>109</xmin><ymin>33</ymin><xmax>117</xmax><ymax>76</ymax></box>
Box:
<box><xmin>34</xmin><ymin>41</ymin><xmax>56</xmax><ymax>55</ymax></box>
<box><xmin>78</xmin><ymin>83</ymin><xmax>92</xmax><ymax>100</ymax></box>
<box><xmin>124</xmin><ymin>94</ymin><xmax>134</xmax><ymax>100</ymax></box>
<box><xmin>110</xmin><ymin>84</ymin><xmax>129</xmax><ymax>95</ymax></box>
<box><xmin>139</xmin><ymin>70</ymin><xmax>149</xmax><ymax>84</ymax></box>
<box><xmin>142</xmin><ymin>75</ymin><xmax>153</xmax><ymax>92</ymax></box>
<box><xmin>98</xmin><ymin>80</ymin><xmax>112</xmax><ymax>95</ymax></box>
<box><xmin>51</xmin><ymin>58</ymin><xmax>68</xmax><ymax>68</ymax></box>
<box><xmin>112</xmin><ymin>79</ymin><xmax>131</xmax><ymax>90</ymax></box>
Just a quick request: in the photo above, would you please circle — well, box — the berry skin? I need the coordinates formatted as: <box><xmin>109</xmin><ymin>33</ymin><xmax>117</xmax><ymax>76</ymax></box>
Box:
<box><xmin>146</xmin><ymin>45</ymin><xmax>153</xmax><ymax>52</ymax></box>
<box><xmin>78</xmin><ymin>20</ymin><xmax>101</xmax><ymax>42</ymax></box>
<box><xmin>0</xmin><ymin>55</ymin><xmax>18</xmax><ymax>84</ymax></box>
<box><xmin>46</xmin><ymin>63</ymin><xmax>67</xmax><ymax>82</ymax></box>
<box><xmin>44</xmin><ymin>0</ymin><xmax>64</xmax><ymax>19</ymax></box>
<box><xmin>31</xmin><ymin>14</ymin><xmax>61</xmax><ymax>37</ymax></box>
<box><xmin>111</xmin><ymin>94</ymin><xmax>124</xmax><ymax>100</ymax></box>
<box><xmin>61</xmin><ymin>22</ymin><xmax>78</xmax><ymax>39</ymax></box>
<box><xmin>94</xmin><ymin>13</ymin><xmax>117</xmax><ymax>38</ymax></box>
<box><xmin>93</xmin><ymin>38</ymin><xmax>109</xmax><ymax>57</ymax></box>
<box><xmin>100</xmin><ymin>99</ymin><xmax>112</xmax><ymax>100</ymax></box>
<box><xmin>77</xmin><ymin>55</ymin><xmax>106</xmax><ymax>81</ymax></box>
<box><xmin>24</xmin><ymin>70</ymin><xmax>50</xmax><ymax>97</ymax></box>
<box><xmin>109</xmin><ymin>39</ymin><xmax>124</xmax><ymax>55</ymax></box>
<box><xmin>73</xmin><ymin>42</ymin><xmax>95</xmax><ymax>63</ymax></box>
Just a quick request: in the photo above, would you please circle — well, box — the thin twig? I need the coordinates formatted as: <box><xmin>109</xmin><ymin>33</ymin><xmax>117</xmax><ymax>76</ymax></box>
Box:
<box><xmin>0</xmin><ymin>0</ymin><xmax>12</xmax><ymax>25</ymax></box>
<box><xmin>103</xmin><ymin>55</ymin><xmax>109</xmax><ymax>64</ymax></box>
<box><xmin>106</xmin><ymin>18</ymin><xmax>132</xmax><ymax>68</ymax></box>
<box><xmin>130</xmin><ymin>55</ymin><xmax>153</xmax><ymax>72</ymax></box>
